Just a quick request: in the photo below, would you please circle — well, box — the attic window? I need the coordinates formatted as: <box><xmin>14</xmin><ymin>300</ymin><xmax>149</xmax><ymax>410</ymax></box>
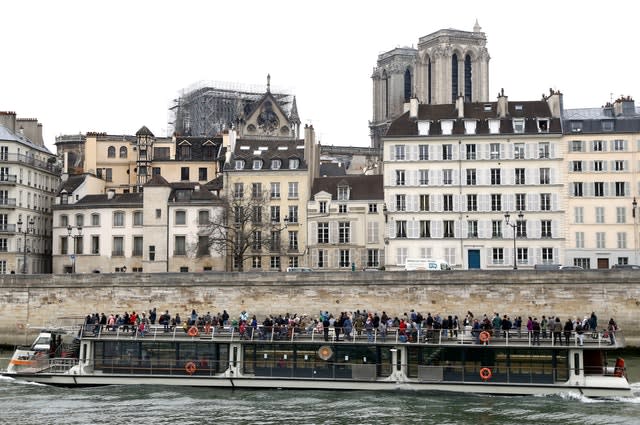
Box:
<box><xmin>602</xmin><ymin>121</ymin><xmax>614</xmax><ymax>132</ymax></box>
<box><xmin>483</xmin><ymin>104</ymin><xmax>492</xmax><ymax>111</ymax></box>
<box><xmin>240</xmin><ymin>146</ymin><xmax>250</xmax><ymax>150</ymax></box>
<box><xmin>515</xmin><ymin>104</ymin><xmax>523</xmax><ymax>111</ymax></box>
<box><xmin>337</xmin><ymin>185</ymin><xmax>350</xmax><ymax>201</ymax></box>
<box><xmin>234</xmin><ymin>160</ymin><xmax>245</xmax><ymax>170</ymax></box>
<box><xmin>538</xmin><ymin>119</ymin><xmax>549</xmax><ymax>132</ymax></box>
<box><xmin>289</xmin><ymin>158</ymin><xmax>300</xmax><ymax>169</ymax></box>
<box><xmin>253</xmin><ymin>150</ymin><xmax>261</xmax><ymax>156</ymax></box>
<box><xmin>271</xmin><ymin>159</ymin><xmax>282</xmax><ymax>170</ymax></box>
<box><xmin>571</xmin><ymin>121</ymin><xmax>583</xmax><ymax>133</ymax></box>
<box><xmin>513</xmin><ymin>118</ymin><xmax>525</xmax><ymax>133</ymax></box>
<box><xmin>253</xmin><ymin>159</ymin><xmax>263</xmax><ymax>170</ymax></box>
<box><xmin>259</xmin><ymin>146</ymin><xmax>268</xmax><ymax>151</ymax></box>
<box><xmin>277</xmin><ymin>146</ymin><xmax>288</xmax><ymax>150</ymax></box>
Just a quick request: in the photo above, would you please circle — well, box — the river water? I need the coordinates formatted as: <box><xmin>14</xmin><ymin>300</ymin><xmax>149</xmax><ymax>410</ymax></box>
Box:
<box><xmin>1</xmin><ymin>353</ymin><xmax>640</xmax><ymax>425</ymax></box>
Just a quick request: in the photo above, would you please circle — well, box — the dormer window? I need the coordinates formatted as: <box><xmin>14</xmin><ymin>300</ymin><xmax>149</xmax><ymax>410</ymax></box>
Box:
<box><xmin>289</xmin><ymin>158</ymin><xmax>300</xmax><ymax>169</ymax></box>
<box><xmin>513</xmin><ymin>118</ymin><xmax>525</xmax><ymax>133</ymax></box>
<box><xmin>337</xmin><ymin>185</ymin><xmax>350</xmax><ymax>201</ymax></box>
<box><xmin>234</xmin><ymin>159</ymin><xmax>245</xmax><ymax>170</ymax></box>
<box><xmin>571</xmin><ymin>121</ymin><xmax>583</xmax><ymax>132</ymax></box>
<box><xmin>537</xmin><ymin>119</ymin><xmax>549</xmax><ymax>132</ymax></box>
<box><xmin>252</xmin><ymin>159</ymin><xmax>263</xmax><ymax>170</ymax></box>
<box><xmin>417</xmin><ymin>121</ymin><xmax>431</xmax><ymax>136</ymax></box>
<box><xmin>271</xmin><ymin>159</ymin><xmax>281</xmax><ymax>170</ymax></box>
<box><xmin>602</xmin><ymin>120</ymin><xmax>614</xmax><ymax>132</ymax></box>
<box><xmin>488</xmin><ymin>119</ymin><xmax>500</xmax><ymax>134</ymax></box>
<box><xmin>441</xmin><ymin>120</ymin><xmax>454</xmax><ymax>135</ymax></box>
<box><xmin>464</xmin><ymin>120</ymin><xmax>477</xmax><ymax>134</ymax></box>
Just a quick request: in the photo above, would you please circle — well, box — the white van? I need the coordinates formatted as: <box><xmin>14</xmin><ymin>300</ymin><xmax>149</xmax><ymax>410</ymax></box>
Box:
<box><xmin>286</xmin><ymin>267</ymin><xmax>313</xmax><ymax>272</ymax></box>
<box><xmin>404</xmin><ymin>258</ymin><xmax>451</xmax><ymax>271</ymax></box>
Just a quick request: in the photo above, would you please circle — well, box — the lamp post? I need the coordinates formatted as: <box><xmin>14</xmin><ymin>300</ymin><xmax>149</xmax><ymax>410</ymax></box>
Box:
<box><xmin>16</xmin><ymin>218</ymin><xmax>34</xmax><ymax>274</ymax></box>
<box><xmin>67</xmin><ymin>224</ymin><xmax>83</xmax><ymax>273</ymax></box>
<box><xmin>504</xmin><ymin>211</ymin><xmax>524</xmax><ymax>270</ymax></box>
<box><xmin>633</xmin><ymin>197</ymin><xmax>638</xmax><ymax>265</ymax></box>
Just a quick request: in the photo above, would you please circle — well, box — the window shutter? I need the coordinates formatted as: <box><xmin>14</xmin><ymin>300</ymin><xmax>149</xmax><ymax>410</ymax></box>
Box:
<box><xmin>550</xmin><ymin>143</ymin><xmax>556</xmax><ymax>159</ymax></box>
<box><xmin>310</xmin><ymin>222</ymin><xmax>317</xmax><ymax>244</ymax></box>
<box><xmin>552</xmin><ymin>220</ymin><xmax>559</xmax><ymax>238</ymax></box>
<box><xmin>433</xmin><ymin>220</ymin><xmax>443</xmax><ymax>238</ymax></box>
<box><xmin>330</xmin><ymin>221</ymin><xmax>337</xmax><ymax>244</ymax></box>
<box><xmin>533</xmin><ymin>220</ymin><xmax>541</xmax><ymax>238</ymax></box>
<box><xmin>552</xmin><ymin>193</ymin><xmax>558</xmax><ymax>210</ymax></box>
<box><xmin>311</xmin><ymin>249</ymin><xmax>318</xmax><ymax>268</ymax></box>
<box><xmin>527</xmin><ymin>193</ymin><xmax>538</xmax><ymax>211</ymax></box>
<box><xmin>350</xmin><ymin>221</ymin><xmax>355</xmax><ymax>243</ymax></box>
<box><xmin>389</xmin><ymin>145</ymin><xmax>396</xmax><ymax>161</ymax></box>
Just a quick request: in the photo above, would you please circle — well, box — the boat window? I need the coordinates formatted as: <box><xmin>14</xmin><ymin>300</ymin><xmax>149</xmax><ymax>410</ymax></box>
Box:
<box><xmin>32</xmin><ymin>336</ymin><xmax>51</xmax><ymax>348</ymax></box>
<box><xmin>574</xmin><ymin>352</ymin><xmax>580</xmax><ymax>376</ymax></box>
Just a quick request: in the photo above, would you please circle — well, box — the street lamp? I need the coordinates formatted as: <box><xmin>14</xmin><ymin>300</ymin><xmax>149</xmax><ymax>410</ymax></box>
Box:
<box><xmin>16</xmin><ymin>218</ymin><xmax>34</xmax><ymax>274</ymax></box>
<box><xmin>67</xmin><ymin>224</ymin><xmax>83</xmax><ymax>273</ymax></box>
<box><xmin>633</xmin><ymin>197</ymin><xmax>638</xmax><ymax>265</ymax></box>
<box><xmin>504</xmin><ymin>211</ymin><xmax>524</xmax><ymax>270</ymax></box>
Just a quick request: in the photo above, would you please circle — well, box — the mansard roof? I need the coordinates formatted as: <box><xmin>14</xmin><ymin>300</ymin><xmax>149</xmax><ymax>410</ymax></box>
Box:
<box><xmin>226</xmin><ymin>138</ymin><xmax>307</xmax><ymax>171</ymax></box>
<box><xmin>73</xmin><ymin>193</ymin><xmax>143</xmax><ymax>207</ymax></box>
<box><xmin>311</xmin><ymin>175</ymin><xmax>384</xmax><ymax>201</ymax></box>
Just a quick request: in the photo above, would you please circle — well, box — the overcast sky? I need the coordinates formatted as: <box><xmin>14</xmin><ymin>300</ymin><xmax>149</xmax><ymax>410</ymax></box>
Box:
<box><xmin>3</xmin><ymin>1</ymin><xmax>638</xmax><ymax>152</ymax></box>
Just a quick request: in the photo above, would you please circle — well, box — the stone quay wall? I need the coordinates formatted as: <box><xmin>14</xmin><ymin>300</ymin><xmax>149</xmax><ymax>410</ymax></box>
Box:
<box><xmin>1</xmin><ymin>270</ymin><xmax>639</xmax><ymax>347</ymax></box>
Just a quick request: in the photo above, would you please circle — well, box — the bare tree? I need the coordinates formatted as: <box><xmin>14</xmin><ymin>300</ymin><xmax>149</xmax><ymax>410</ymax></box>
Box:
<box><xmin>201</xmin><ymin>189</ymin><xmax>287</xmax><ymax>271</ymax></box>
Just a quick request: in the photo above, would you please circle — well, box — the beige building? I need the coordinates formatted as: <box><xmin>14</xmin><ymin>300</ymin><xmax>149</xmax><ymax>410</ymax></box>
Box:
<box><xmin>0</xmin><ymin>111</ymin><xmax>60</xmax><ymax>274</ymax></box>
<box><xmin>307</xmin><ymin>175</ymin><xmax>385</xmax><ymax>270</ymax></box>
<box><xmin>563</xmin><ymin>96</ymin><xmax>640</xmax><ymax>268</ymax></box>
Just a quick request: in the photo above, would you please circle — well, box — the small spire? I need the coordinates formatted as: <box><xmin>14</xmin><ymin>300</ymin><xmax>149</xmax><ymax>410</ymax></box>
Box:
<box><xmin>267</xmin><ymin>74</ymin><xmax>271</xmax><ymax>93</ymax></box>
<box><xmin>473</xmin><ymin>19</ymin><xmax>481</xmax><ymax>33</ymax></box>
<box><xmin>289</xmin><ymin>96</ymin><xmax>300</xmax><ymax>125</ymax></box>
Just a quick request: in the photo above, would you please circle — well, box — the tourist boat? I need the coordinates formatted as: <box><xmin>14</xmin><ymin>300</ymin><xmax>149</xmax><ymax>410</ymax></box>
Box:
<box><xmin>3</xmin><ymin>323</ymin><xmax>631</xmax><ymax>397</ymax></box>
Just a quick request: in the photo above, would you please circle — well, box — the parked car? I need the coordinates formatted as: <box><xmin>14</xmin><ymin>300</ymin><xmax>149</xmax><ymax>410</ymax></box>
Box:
<box><xmin>611</xmin><ymin>264</ymin><xmax>640</xmax><ymax>270</ymax></box>
<box><xmin>533</xmin><ymin>264</ymin><xmax>561</xmax><ymax>270</ymax></box>
<box><xmin>286</xmin><ymin>267</ymin><xmax>313</xmax><ymax>272</ymax></box>
<box><xmin>559</xmin><ymin>265</ymin><xmax>584</xmax><ymax>270</ymax></box>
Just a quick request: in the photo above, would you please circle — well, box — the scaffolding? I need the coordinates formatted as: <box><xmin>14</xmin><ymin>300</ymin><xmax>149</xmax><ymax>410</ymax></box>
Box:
<box><xmin>168</xmin><ymin>80</ymin><xmax>294</xmax><ymax>137</ymax></box>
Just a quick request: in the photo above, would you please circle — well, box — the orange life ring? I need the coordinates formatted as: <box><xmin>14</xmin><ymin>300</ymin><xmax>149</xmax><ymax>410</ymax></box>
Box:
<box><xmin>188</xmin><ymin>326</ymin><xmax>199</xmax><ymax>337</ymax></box>
<box><xmin>614</xmin><ymin>357</ymin><xmax>625</xmax><ymax>377</ymax></box>
<box><xmin>185</xmin><ymin>361</ymin><xmax>197</xmax><ymax>375</ymax></box>
<box><xmin>479</xmin><ymin>331</ymin><xmax>491</xmax><ymax>343</ymax></box>
<box><xmin>479</xmin><ymin>367</ymin><xmax>492</xmax><ymax>381</ymax></box>
<box><xmin>318</xmin><ymin>345</ymin><xmax>333</xmax><ymax>361</ymax></box>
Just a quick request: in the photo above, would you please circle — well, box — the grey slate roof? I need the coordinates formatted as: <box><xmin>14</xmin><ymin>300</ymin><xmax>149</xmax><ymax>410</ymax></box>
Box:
<box><xmin>311</xmin><ymin>175</ymin><xmax>384</xmax><ymax>201</ymax></box>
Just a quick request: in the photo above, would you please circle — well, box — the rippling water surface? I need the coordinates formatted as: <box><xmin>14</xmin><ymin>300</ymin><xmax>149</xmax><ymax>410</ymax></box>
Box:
<box><xmin>2</xmin><ymin>352</ymin><xmax>640</xmax><ymax>425</ymax></box>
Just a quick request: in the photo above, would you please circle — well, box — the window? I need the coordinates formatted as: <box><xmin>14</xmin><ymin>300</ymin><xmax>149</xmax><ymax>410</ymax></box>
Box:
<box><xmin>513</xmin><ymin>143</ymin><xmax>525</xmax><ymax>159</ymax></box>
<box><xmin>616</xmin><ymin>207</ymin><xmax>626</xmax><ymax>224</ymax></box>
<box><xmin>419</xmin><ymin>194</ymin><xmax>430</xmax><ymax>211</ymax></box>
<box><xmin>540</xmin><ymin>193</ymin><xmax>551</xmax><ymax>211</ymax></box>
<box><xmin>90</xmin><ymin>213</ymin><xmax>100</xmax><ymax>226</ymax></box>
<box><xmin>575</xmin><ymin>232</ymin><xmax>584</xmax><ymax>248</ymax></box>
<box><xmin>491</xmin><ymin>168</ymin><xmax>501</xmax><ymax>185</ymax></box>
<box><xmin>467</xmin><ymin>194</ymin><xmax>477</xmax><ymax>211</ymax></box>
<box><xmin>198</xmin><ymin>168</ymin><xmax>207</xmax><ymax>181</ymax></box>
<box><xmin>133</xmin><ymin>236</ymin><xmax>143</xmax><ymax>256</ymax></box>
<box><xmin>542</xmin><ymin>248</ymin><xmax>554</xmax><ymax>263</ymax></box>
<box><xmin>596</xmin><ymin>232</ymin><xmax>606</xmax><ymax>249</ymax></box>
<box><xmin>517</xmin><ymin>248</ymin><xmax>528</xmax><ymax>264</ymax></box>
<box><xmin>152</xmin><ymin>167</ymin><xmax>161</xmax><ymax>176</ymax></box>
<box><xmin>539</xmin><ymin>168</ymin><xmax>550</xmax><ymax>184</ymax></box>
<box><xmin>270</xmin><ymin>182</ymin><xmax>280</xmax><ymax>199</ymax></box>
<box><xmin>442</xmin><ymin>169</ymin><xmax>453</xmax><ymax>185</ymax></box>
<box><xmin>617</xmin><ymin>257</ymin><xmax>628</xmax><ymax>266</ymax></box>
<box><xmin>443</xmin><ymin>194</ymin><xmax>453</xmax><ymax>211</ymax></box>
<box><xmin>179</xmin><ymin>144</ymin><xmax>191</xmax><ymax>160</ymax></box>
<box><xmin>490</xmin><ymin>143</ymin><xmax>500</xmax><ymax>159</ymax></box>
<box><xmin>60</xmin><ymin>214</ymin><xmax>69</xmax><ymax>227</ymax></box>
<box><xmin>288</xmin><ymin>206</ymin><xmax>298</xmax><ymax>223</ymax></box>
<box><xmin>571</xmin><ymin>140</ymin><xmax>583</xmax><ymax>152</ymax></box>
<box><xmin>288</xmin><ymin>158</ymin><xmax>300</xmax><ymax>169</ymax></box>
<box><xmin>175</xmin><ymin>210</ymin><xmax>186</xmax><ymax>225</ymax></box>
<box><xmin>271</xmin><ymin>159</ymin><xmax>282</xmax><ymax>170</ymax></box>
<box><xmin>105</xmin><ymin>168</ymin><xmax>112</xmax><ymax>182</ymax></box>
<box><xmin>594</xmin><ymin>160</ymin><xmax>603</xmax><ymax>171</ymax></box>
<box><xmin>513</xmin><ymin>119</ymin><xmax>525</xmax><ymax>133</ymax></box>
<box><xmin>367</xmin><ymin>249</ymin><xmax>380</xmax><ymax>268</ymax></box>
<box><xmin>396</xmin><ymin>170</ymin><xmax>405</xmax><ymax>186</ymax></box>
<box><xmin>60</xmin><ymin>237</ymin><xmax>68</xmax><ymax>255</ymax></box>
<box><xmin>572</xmin><ymin>161</ymin><xmax>583</xmax><ymax>172</ymax></box>
<box><xmin>492</xmin><ymin>220</ymin><xmax>502</xmax><ymax>238</ymax></box>
<box><xmin>396</xmin><ymin>194</ymin><xmax>406</xmax><ymax>211</ymax></box>
<box><xmin>317</xmin><ymin>250</ymin><xmax>327</xmax><ymax>268</ymax></box>
<box><xmin>594</xmin><ymin>182</ymin><xmax>605</xmax><ymax>197</ymax></box>
<box><xmin>602</xmin><ymin>120</ymin><xmax>613</xmax><ymax>132</ymax></box>
<box><xmin>252</xmin><ymin>231</ymin><xmax>262</xmax><ymax>250</ymax></box>
<box><xmin>466</xmin><ymin>169</ymin><xmax>476</xmax><ymax>185</ymax></box>
<box><xmin>574</xmin><ymin>207</ymin><xmax>584</xmax><ymax>224</ymax></box>
<box><xmin>155</xmin><ymin>209</ymin><xmax>161</xmax><ymax>219</ymax></box>
<box><xmin>339</xmin><ymin>222</ymin><xmax>350</xmax><ymax>243</ymax></box>
<box><xmin>288</xmin><ymin>231</ymin><xmax>298</xmax><ymax>250</ymax></box>
<box><xmin>515</xmin><ymin>168</ymin><xmax>525</xmax><ymax>185</ymax></box>
<box><xmin>119</xmin><ymin>146</ymin><xmax>127</xmax><ymax>159</ymax></box>
<box><xmin>443</xmin><ymin>220</ymin><xmax>454</xmax><ymax>238</ymax></box>
<box><xmin>491</xmin><ymin>194</ymin><xmax>502</xmax><ymax>211</ymax></box>
<box><xmin>617</xmin><ymin>232</ymin><xmax>627</xmax><ymax>249</ymax></box>
<box><xmin>368</xmin><ymin>203</ymin><xmax>377</xmax><ymax>213</ymax></box>
<box><xmin>113</xmin><ymin>211</ymin><xmax>124</xmax><ymax>227</ymax></box>
<box><xmin>615</xmin><ymin>182</ymin><xmax>626</xmax><ymax>197</ymax></box>
<box><xmin>253</xmin><ymin>159</ymin><xmax>263</xmax><ymax>170</ymax></box>
<box><xmin>516</xmin><ymin>220</ymin><xmax>527</xmax><ymax>237</ymax></box>
<box><xmin>394</xmin><ymin>145</ymin><xmax>406</xmax><ymax>160</ymax></box>
<box><xmin>467</xmin><ymin>220</ymin><xmax>478</xmax><ymax>238</ymax></box>
<box><xmin>107</xmin><ymin>146</ymin><xmax>115</xmax><ymax>158</ymax></box>
<box><xmin>541</xmin><ymin>220</ymin><xmax>552</xmax><ymax>238</ymax></box>
<box><xmin>91</xmin><ymin>236</ymin><xmax>100</xmax><ymax>254</ymax></box>
<box><xmin>251</xmin><ymin>256</ymin><xmax>261</xmax><ymax>269</ymax></box>
<box><xmin>288</xmin><ymin>182</ymin><xmax>298</xmax><ymax>198</ymax></box>
<box><xmin>154</xmin><ymin>147</ymin><xmax>169</xmax><ymax>159</ymax></box>
<box><xmin>615</xmin><ymin>160</ymin><xmax>625</xmax><ymax>171</ymax></box>
<box><xmin>252</xmin><ymin>183</ymin><xmax>262</xmax><ymax>199</ymax></box>
<box><xmin>595</xmin><ymin>207</ymin><xmax>604</xmax><ymax>224</ymax></box>
<box><xmin>538</xmin><ymin>142</ymin><xmax>550</xmax><ymax>158</ymax></box>
<box><xmin>466</xmin><ymin>144</ymin><xmax>476</xmax><ymax>160</ymax></box>
<box><xmin>515</xmin><ymin>193</ymin><xmax>526</xmax><ymax>211</ymax></box>
<box><xmin>234</xmin><ymin>160</ymin><xmax>245</xmax><ymax>170</ymax></box>
<box><xmin>573</xmin><ymin>182</ymin><xmax>583</xmax><ymax>197</ymax></box>
<box><xmin>419</xmin><ymin>145</ymin><xmax>429</xmax><ymax>160</ymax></box>
<box><xmin>270</xmin><ymin>206</ymin><xmax>280</xmax><ymax>223</ymax></box>
<box><xmin>133</xmin><ymin>211</ymin><xmax>143</xmax><ymax>226</ymax></box>
<box><xmin>317</xmin><ymin>223</ymin><xmax>329</xmax><ymax>243</ymax></box>
<box><xmin>234</xmin><ymin>183</ymin><xmax>244</xmax><ymax>198</ymax></box>
<box><xmin>442</xmin><ymin>144</ymin><xmax>452</xmax><ymax>160</ymax></box>
<box><xmin>113</xmin><ymin>236</ymin><xmax>124</xmax><ymax>256</ymax></box>
<box><xmin>252</xmin><ymin>206</ymin><xmax>262</xmax><ymax>223</ymax></box>
<box><xmin>420</xmin><ymin>220</ymin><xmax>431</xmax><ymax>238</ymax></box>
<box><xmin>288</xmin><ymin>257</ymin><xmax>299</xmax><ymax>269</ymax></box>
<box><xmin>180</xmin><ymin>167</ymin><xmax>189</xmax><ymax>181</ymax></box>
<box><xmin>149</xmin><ymin>245</ymin><xmax>155</xmax><ymax>261</ymax></box>
<box><xmin>613</xmin><ymin>139</ymin><xmax>626</xmax><ymax>151</ymax></box>
<box><xmin>270</xmin><ymin>256</ymin><xmax>281</xmax><ymax>270</ymax></box>
<box><xmin>319</xmin><ymin>201</ymin><xmax>327</xmax><ymax>214</ymax></box>
<box><xmin>592</xmin><ymin>140</ymin><xmax>604</xmax><ymax>151</ymax></box>
<box><xmin>337</xmin><ymin>185</ymin><xmax>349</xmax><ymax>201</ymax></box>
<box><xmin>419</xmin><ymin>169</ymin><xmax>429</xmax><ymax>185</ymax></box>
<box><xmin>574</xmin><ymin>258</ymin><xmax>590</xmax><ymax>269</ymax></box>
<box><xmin>396</xmin><ymin>220</ymin><xmax>407</xmax><ymax>238</ymax></box>
<box><xmin>174</xmin><ymin>236</ymin><xmax>186</xmax><ymax>255</ymax></box>
<box><xmin>492</xmin><ymin>248</ymin><xmax>504</xmax><ymax>264</ymax></box>
<box><xmin>339</xmin><ymin>250</ymin><xmax>351</xmax><ymax>268</ymax></box>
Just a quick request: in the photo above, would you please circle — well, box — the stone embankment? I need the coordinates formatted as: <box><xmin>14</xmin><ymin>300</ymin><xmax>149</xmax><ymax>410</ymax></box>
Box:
<box><xmin>1</xmin><ymin>270</ymin><xmax>638</xmax><ymax>347</ymax></box>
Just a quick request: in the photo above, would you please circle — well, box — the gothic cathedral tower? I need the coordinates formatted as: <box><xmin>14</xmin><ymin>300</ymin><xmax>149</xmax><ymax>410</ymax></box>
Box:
<box><xmin>371</xmin><ymin>21</ymin><xmax>490</xmax><ymax>151</ymax></box>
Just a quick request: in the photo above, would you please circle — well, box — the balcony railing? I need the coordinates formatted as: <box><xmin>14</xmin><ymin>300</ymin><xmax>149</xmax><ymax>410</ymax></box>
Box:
<box><xmin>0</xmin><ymin>198</ymin><xmax>17</xmax><ymax>207</ymax></box>
<box><xmin>0</xmin><ymin>153</ymin><xmax>61</xmax><ymax>174</ymax></box>
<box><xmin>0</xmin><ymin>174</ymin><xmax>17</xmax><ymax>183</ymax></box>
<box><xmin>0</xmin><ymin>224</ymin><xmax>17</xmax><ymax>233</ymax></box>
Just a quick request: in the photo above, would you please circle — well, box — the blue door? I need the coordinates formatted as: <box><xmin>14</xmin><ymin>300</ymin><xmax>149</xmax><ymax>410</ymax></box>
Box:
<box><xmin>468</xmin><ymin>250</ymin><xmax>480</xmax><ymax>269</ymax></box>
